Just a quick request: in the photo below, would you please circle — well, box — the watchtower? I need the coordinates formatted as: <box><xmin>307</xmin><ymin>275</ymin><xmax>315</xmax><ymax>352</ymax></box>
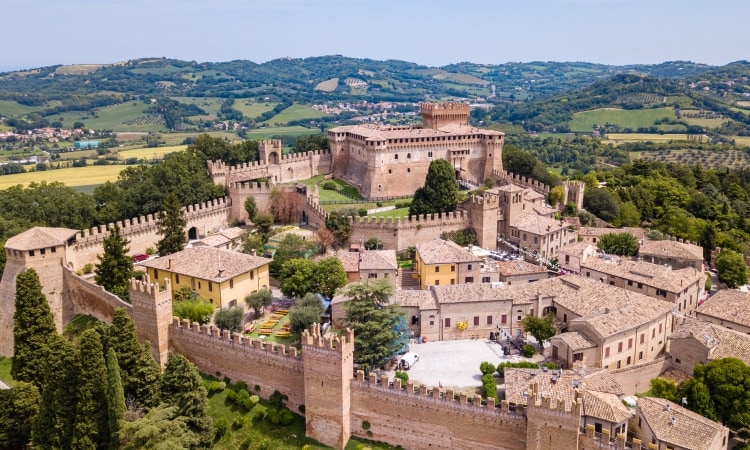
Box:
<box><xmin>301</xmin><ymin>324</ymin><xmax>355</xmax><ymax>449</ymax></box>
<box><xmin>420</xmin><ymin>102</ymin><xmax>470</xmax><ymax>129</ymax></box>
<box><xmin>259</xmin><ymin>139</ymin><xmax>283</xmax><ymax>165</ymax></box>
<box><xmin>130</xmin><ymin>274</ymin><xmax>173</xmax><ymax>369</ymax></box>
<box><xmin>562</xmin><ymin>180</ymin><xmax>585</xmax><ymax>212</ymax></box>
<box><xmin>525</xmin><ymin>383</ymin><xmax>583</xmax><ymax>450</ymax></box>
<box><xmin>469</xmin><ymin>191</ymin><xmax>501</xmax><ymax>249</ymax></box>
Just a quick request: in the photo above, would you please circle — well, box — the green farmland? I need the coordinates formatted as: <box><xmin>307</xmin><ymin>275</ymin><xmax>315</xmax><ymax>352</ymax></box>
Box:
<box><xmin>232</xmin><ymin>100</ymin><xmax>277</xmax><ymax>119</ymax></box>
<box><xmin>52</xmin><ymin>101</ymin><xmax>163</xmax><ymax>132</ymax></box>
<box><xmin>262</xmin><ymin>104</ymin><xmax>327</xmax><ymax>125</ymax></box>
<box><xmin>569</xmin><ymin>107</ymin><xmax>676</xmax><ymax>132</ymax></box>
<box><xmin>0</xmin><ymin>164</ymin><xmax>125</xmax><ymax>190</ymax></box>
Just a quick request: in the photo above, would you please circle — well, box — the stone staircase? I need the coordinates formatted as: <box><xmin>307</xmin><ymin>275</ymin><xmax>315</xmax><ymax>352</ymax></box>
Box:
<box><xmin>397</xmin><ymin>268</ymin><xmax>419</xmax><ymax>290</ymax></box>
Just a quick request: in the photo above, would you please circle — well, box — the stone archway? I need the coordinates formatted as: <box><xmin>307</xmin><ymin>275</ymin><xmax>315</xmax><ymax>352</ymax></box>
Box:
<box><xmin>268</xmin><ymin>152</ymin><xmax>279</xmax><ymax>165</ymax></box>
<box><xmin>188</xmin><ymin>227</ymin><xmax>198</xmax><ymax>241</ymax></box>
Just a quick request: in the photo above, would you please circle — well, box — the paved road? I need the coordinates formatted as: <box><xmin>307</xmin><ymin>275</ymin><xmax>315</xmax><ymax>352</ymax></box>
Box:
<box><xmin>390</xmin><ymin>339</ymin><xmax>541</xmax><ymax>391</ymax></box>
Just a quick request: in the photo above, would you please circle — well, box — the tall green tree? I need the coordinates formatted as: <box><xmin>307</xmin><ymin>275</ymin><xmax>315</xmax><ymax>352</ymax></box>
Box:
<box><xmin>95</xmin><ymin>225</ymin><xmax>134</xmax><ymax>301</ymax></box>
<box><xmin>699</xmin><ymin>222</ymin><xmax>718</xmax><ymax>262</ymax></box>
<box><xmin>340</xmin><ymin>279</ymin><xmax>407</xmax><ymax>373</ymax></box>
<box><xmin>159</xmin><ymin>353</ymin><xmax>214</xmax><ymax>449</ymax></box>
<box><xmin>313</xmin><ymin>257</ymin><xmax>349</xmax><ymax>299</ymax></box>
<box><xmin>409</xmin><ymin>159</ymin><xmax>459</xmax><ymax>216</ymax></box>
<box><xmin>33</xmin><ymin>334</ymin><xmax>80</xmax><ymax>450</ymax></box>
<box><xmin>108</xmin><ymin>309</ymin><xmax>142</xmax><ymax>404</ymax></box>
<box><xmin>583</xmin><ymin>188</ymin><xmax>620</xmax><ymax>223</ymax></box>
<box><xmin>131</xmin><ymin>344</ymin><xmax>162</xmax><ymax>410</ymax></box>
<box><xmin>279</xmin><ymin>258</ymin><xmax>315</xmax><ymax>299</ymax></box>
<box><xmin>72</xmin><ymin>329</ymin><xmax>111</xmax><ymax>450</ymax></box>
<box><xmin>105</xmin><ymin>348</ymin><xmax>125</xmax><ymax>450</ymax></box>
<box><xmin>214</xmin><ymin>306</ymin><xmax>244</xmax><ymax>333</ymax></box>
<box><xmin>679</xmin><ymin>358</ymin><xmax>750</xmax><ymax>429</ymax></box>
<box><xmin>269</xmin><ymin>233</ymin><xmax>318</xmax><ymax>273</ymax></box>
<box><xmin>156</xmin><ymin>192</ymin><xmax>187</xmax><ymax>257</ymax></box>
<box><xmin>324</xmin><ymin>210</ymin><xmax>353</xmax><ymax>246</ymax></box>
<box><xmin>521</xmin><ymin>314</ymin><xmax>557</xmax><ymax>353</ymax></box>
<box><xmin>287</xmin><ymin>293</ymin><xmax>325</xmax><ymax>333</ymax></box>
<box><xmin>12</xmin><ymin>268</ymin><xmax>57</xmax><ymax>388</ymax></box>
<box><xmin>715</xmin><ymin>249</ymin><xmax>749</xmax><ymax>289</ymax></box>
<box><xmin>244</xmin><ymin>196</ymin><xmax>258</xmax><ymax>221</ymax></box>
<box><xmin>0</xmin><ymin>381</ymin><xmax>41</xmax><ymax>449</ymax></box>
<box><xmin>245</xmin><ymin>289</ymin><xmax>273</xmax><ymax>319</ymax></box>
<box><xmin>119</xmin><ymin>406</ymin><xmax>197</xmax><ymax>450</ymax></box>
<box><xmin>597</xmin><ymin>232</ymin><xmax>639</xmax><ymax>256</ymax></box>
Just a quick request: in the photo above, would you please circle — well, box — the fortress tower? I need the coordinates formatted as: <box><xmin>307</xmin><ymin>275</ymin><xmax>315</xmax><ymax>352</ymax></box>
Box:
<box><xmin>302</xmin><ymin>324</ymin><xmax>355</xmax><ymax>449</ymax></box>
<box><xmin>525</xmin><ymin>383</ymin><xmax>583</xmax><ymax>450</ymax></box>
<box><xmin>562</xmin><ymin>180</ymin><xmax>585</xmax><ymax>212</ymax></box>
<box><xmin>129</xmin><ymin>274</ymin><xmax>173</xmax><ymax>369</ymax></box>
<box><xmin>468</xmin><ymin>190</ymin><xmax>501</xmax><ymax>249</ymax></box>
<box><xmin>420</xmin><ymin>102</ymin><xmax>470</xmax><ymax>129</ymax></box>
<box><xmin>259</xmin><ymin>139</ymin><xmax>283</xmax><ymax>165</ymax></box>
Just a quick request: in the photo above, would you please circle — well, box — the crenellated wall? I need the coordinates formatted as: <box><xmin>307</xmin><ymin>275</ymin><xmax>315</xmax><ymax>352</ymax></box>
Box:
<box><xmin>226</xmin><ymin>181</ymin><xmax>275</xmax><ymax>223</ymax></box>
<box><xmin>169</xmin><ymin>318</ymin><xmax>306</xmax><ymax>409</ymax></box>
<box><xmin>493</xmin><ymin>170</ymin><xmax>551</xmax><ymax>196</ymax></box>
<box><xmin>608</xmin><ymin>355</ymin><xmax>672</xmax><ymax>396</ymax></box>
<box><xmin>63</xmin><ymin>269</ymin><xmax>132</xmax><ymax>325</ymax></box>
<box><xmin>350</xmin><ymin>371</ymin><xmax>527</xmax><ymax>450</ymax></box>
<box><xmin>207</xmin><ymin>149</ymin><xmax>333</xmax><ymax>187</ymax></box>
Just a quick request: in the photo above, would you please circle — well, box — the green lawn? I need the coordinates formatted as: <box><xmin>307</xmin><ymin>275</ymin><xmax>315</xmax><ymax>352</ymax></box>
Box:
<box><xmin>243</xmin><ymin>127</ymin><xmax>321</xmax><ymax>141</ymax></box>
<box><xmin>0</xmin><ymin>164</ymin><xmax>126</xmax><ymax>190</ymax></box>
<box><xmin>569</xmin><ymin>107</ymin><xmax>676</xmax><ymax>132</ymax></box>
<box><xmin>0</xmin><ymin>100</ymin><xmax>49</xmax><ymax>116</ymax></box>
<box><xmin>369</xmin><ymin>207</ymin><xmax>411</xmax><ymax>218</ymax></box>
<box><xmin>233</xmin><ymin>100</ymin><xmax>278</xmax><ymax>119</ymax></box>
<box><xmin>172</xmin><ymin>96</ymin><xmax>226</xmax><ymax>119</ymax></box>
<box><xmin>53</xmin><ymin>101</ymin><xmax>163</xmax><ymax>132</ymax></box>
<box><xmin>0</xmin><ymin>357</ymin><xmax>15</xmax><ymax>387</ymax></box>
<box><xmin>262</xmin><ymin>104</ymin><xmax>327</xmax><ymax>125</ymax></box>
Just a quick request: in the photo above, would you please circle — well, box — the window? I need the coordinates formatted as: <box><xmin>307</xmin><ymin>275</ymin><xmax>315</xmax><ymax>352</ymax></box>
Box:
<box><xmin>407</xmin><ymin>153</ymin><xmax>411</xmax><ymax>159</ymax></box>
<box><xmin>51</xmin><ymin>246</ymin><xmax>56</xmax><ymax>253</ymax></box>
<box><xmin>451</xmin><ymin>265</ymin><xmax>455</xmax><ymax>272</ymax></box>
<box><xmin>450</xmin><ymin>279</ymin><xmax>455</xmax><ymax>285</ymax></box>
<box><xmin>368</xmin><ymin>273</ymin><xmax>377</xmax><ymax>279</ymax></box>
<box><xmin>628</xmin><ymin>280</ymin><xmax>633</xmax><ymax>286</ymax></box>
<box><xmin>659</xmin><ymin>323</ymin><xmax>662</xmax><ymax>333</ymax></box>
<box><xmin>628</xmin><ymin>338</ymin><xmax>633</xmax><ymax>349</ymax></box>
<box><xmin>153</xmin><ymin>269</ymin><xmax>159</xmax><ymax>280</ymax></box>
<box><xmin>388</xmin><ymin>169</ymin><xmax>392</xmax><ymax>174</ymax></box>
<box><xmin>394</xmin><ymin>154</ymin><xmax>398</xmax><ymax>160</ymax></box>
<box><xmin>627</xmin><ymin>356</ymin><xmax>631</xmax><ymax>365</ymax></box>
<box><xmin>565</xmin><ymin>255</ymin><xmax>570</xmax><ymax>263</ymax></box>
<box><xmin>640</xmin><ymin>333</ymin><xmax>645</xmax><ymax>344</ymax></box>
<box><xmin>573</xmin><ymin>352</ymin><xmax>583</xmax><ymax>362</ymax></box>
<box><xmin>616</xmin><ymin>360</ymin><xmax>621</xmax><ymax>369</ymax></box>
<box><xmin>637</xmin><ymin>283</ymin><xmax>643</xmax><ymax>289</ymax></box>
<box><xmin>40</xmin><ymin>248</ymin><xmax>45</xmax><ymax>255</ymax></box>
<box><xmin>208</xmin><ymin>282</ymin><xmax>213</xmax><ymax>292</ymax></box>
<box><xmin>501</xmin><ymin>315</ymin><xmax>507</xmax><ymax>324</ymax></box>
<box><xmin>175</xmin><ymin>274</ymin><xmax>180</xmax><ymax>284</ymax></box>
<box><xmin>435</xmin><ymin>266</ymin><xmax>440</xmax><ymax>273</ymax></box>
<box><xmin>563</xmin><ymin>313</ymin><xmax>568</xmax><ymax>323</ymax></box>
<box><xmin>465</xmin><ymin>276</ymin><xmax>474</xmax><ymax>283</ymax></box>
<box><xmin>29</xmin><ymin>250</ymin><xmax>34</xmax><ymax>256</ymax></box>
<box><xmin>482</xmin><ymin>276</ymin><xmax>490</xmax><ymax>283</ymax></box>
<box><xmin>533</xmin><ymin>236</ymin><xmax>538</xmax><ymax>244</ymax></box>
<box><xmin>638</xmin><ymin>351</ymin><xmax>643</xmax><ymax>360</ymax></box>
<box><xmin>618</xmin><ymin>342</ymin><xmax>623</xmax><ymax>353</ymax></box>
<box><xmin>444</xmin><ymin>318</ymin><xmax>451</xmax><ymax>328</ymax></box>
<box><xmin>467</xmin><ymin>264</ymin><xmax>472</xmax><ymax>270</ymax></box>
<box><xmin>407</xmin><ymin>168</ymin><xmax>411</xmax><ymax>173</ymax></box>
<box><xmin>656</xmin><ymin>289</ymin><xmax>667</xmax><ymax>297</ymax></box>
<box><xmin>250</xmin><ymin>270</ymin><xmax>254</xmax><ymax>280</ymax></box>
<box><xmin>474</xmin><ymin>316</ymin><xmax>479</xmax><ymax>326</ymax></box>
<box><xmin>605</xmin><ymin>347</ymin><xmax>610</xmax><ymax>358</ymax></box>
<box><xmin>530</xmin><ymin>308</ymin><xmax>534</xmax><ymax>317</ymax></box>
<box><xmin>487</xmin><ymin>316</ymin><xmax>493</xmax><ymax>325</ymax></box>
<box><xmin>428</xmin><ymin>151</ymin><xmax>433</xmax><ymax>158</ymax></box>
<box><xmin>229</xmin><ymin>279</ymin><xmax>234</xmax><ymax>289</ymax></box>
<box><xmin>434</xmin><ymin>280</ymin><xmax>439</xmax><ymax>286</ymax></box>
<box><xmin>652</xmin><ymin>328</ymin><xmax>656</xmax><ymax>338</ymax></box>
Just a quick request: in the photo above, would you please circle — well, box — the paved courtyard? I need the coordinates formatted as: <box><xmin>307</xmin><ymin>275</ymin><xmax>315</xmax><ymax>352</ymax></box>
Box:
<box><xmin>389</xmin><ymin>339</ymin><xmax>542</xmax><ymax>390</ymax></box>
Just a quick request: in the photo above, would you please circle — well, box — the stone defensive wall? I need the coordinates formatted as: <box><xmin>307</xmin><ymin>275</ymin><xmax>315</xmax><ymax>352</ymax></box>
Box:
<box><xmin>493</xmin><ymin>170</ymin><xmax>550</xmax><ymax>196</ymax></box>
<box><xmin>348</xmin><ymin>211</ymin><xmax>472</xmax><ymax>250</ymax></box>
<box><xmin>350</xmin><ymin>371</ymin><xmax>527</xmax><ymax>450</ymax></box>
<box><xmin>609</xmin><ymin>354</ymin><xmax>672</xmax><ymax>396</ymax></box>
<box><xmin>168</xmin><ymin>318</ymin><xmax>305</xmax><ymax>410</ymax></box>
<box><xmin>62</xmin><ymin>269</ymin><xmax>132</xmax><ymax>325</ymax></box>
<box><xmin>207</xmin><ymin>150</ymin><xmax>333</xmax><ymax>186</ymax></box>
<box><xmin>72</xmin><ymin>197</ymin><xmax>230</xmax><ymax>267</ymax></box>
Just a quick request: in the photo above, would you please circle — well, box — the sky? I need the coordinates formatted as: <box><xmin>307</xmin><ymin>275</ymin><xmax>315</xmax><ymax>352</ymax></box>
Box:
<box><xmin>2</xmin><ymin>0</ymin><xmax>748</xmax><ymax>72</ymax></box>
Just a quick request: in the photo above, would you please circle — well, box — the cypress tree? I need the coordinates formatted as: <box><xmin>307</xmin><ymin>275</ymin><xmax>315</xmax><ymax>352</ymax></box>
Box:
<box><xmin>409</xmin><ymin>158</ymin><xmax>459</xmax><ymax>216</ymax></box>
<box><xmin>72</xmin><ymin>329</ymin><xmax>110</xmax><ymax>450</ymax></box>
<box><xmin>12</xmin><ymin>268</ymin><xmax>57</xmax><ymax>389</ymax></box>
<box><xmin>106</xmin><ymin>348</ymin><xmax>125</xmax><ymax>450</ymax></box>
<box><xmin>33</xmin><ymin>334</ymin><xmax>80</xmax><ymax>450</ymax></box>
<box><xmin>109</xmin><ymin>308</ymin><xmax>144</xmax><ymax>402</ymax></box>
<box><xmin>0</xmin><ymin>381</ymin><xmax>41</xmax><ymax>449</ymax></box>
<box><xmin>94</xmin><ymin>225</ymin><xmax>133</xmax><ymax>301</ymax></box>
<box><xmin>156</xmin><ymin>193</ymin><xmax>187</xmax><ymax>256</ymax></box>
<box><xmin>132</xmin><ymin>344</ymin><xmax>161</xmax><ymax>409</ymax></box>
<box><xmin>159</xmin><ymin>353</ymin><xmax>214</xmax><ymax>449</ymax></box>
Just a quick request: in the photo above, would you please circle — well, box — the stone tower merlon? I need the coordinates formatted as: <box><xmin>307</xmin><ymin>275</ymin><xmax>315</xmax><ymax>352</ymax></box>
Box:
<box><xmin>302</xmin><ymin>324</ymin><xmax>354</xmax><ymax>449</ymax></box>
<box><xmin>130</xmin><ymin>274</ymin><xmax>173</xmax><ymax>370</ymax></box>
<box><xmin>259</xmin><ymin>139</ymin><xmax>283</xmax><ymax>165</ymax></box>
<box><xmin>525</xmin><ymin>382</ymin><xmax>583</xmax><ymax>450</ymax></box>
<box><xmin>420</xmin><ymin>102</ymin><xmax>470</xmax><ymax>129</ymax></box>
<box><xmin>562</xmin><ymin>180</ymin><xmax>585</xmax><ymax>212</ymax></box>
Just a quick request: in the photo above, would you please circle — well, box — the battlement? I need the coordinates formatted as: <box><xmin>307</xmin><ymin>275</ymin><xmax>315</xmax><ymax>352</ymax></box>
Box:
<box><xmin>470</xmin><ymin>192</ymin><xmax>499</xmax><ymax>209</ymax></box>
<box><xmin>492</xmin><ymin>170</ymin><xmax>550</xmax><ymax>195</ymax></box>
<box><xmin>346</xmin><ymin>210</ymin><xmax>470</xmax><ymax>228</ymax></box>
<box><xmin>171</xmin><ymin>317</ymin><xmax>302</xmax><ymax>361</ymax></box>
<box><xmin>227</xmin><ymin>181</ymin><xmax>273</xmax><ymax>195</ymax></box>
<box><xmin>353</xmin><ymin>370</ymin><xmax>523</xmax><ymax>419</ymax></box>
<box><xmin>301</xmin><ymin>323</ymin><xmax>354</xmax><ymax>355</ymax></box>
<box><xmin>420</xmin><ymin>102</ymin><xmax>470</xmax><ymax>113</ymax></box>
<box><xmin>525</xmin><ymin>382</ymin><xmax>583</xmax><ymax>418</ymax></box>
<box><xmin>129</xmin><ymin>273</ymin><xmax>168</xmax><ymax>296</ymax></box>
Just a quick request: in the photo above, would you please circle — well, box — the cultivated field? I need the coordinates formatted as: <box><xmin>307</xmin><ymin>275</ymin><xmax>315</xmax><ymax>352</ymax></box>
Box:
<box><xmin>54</xmin><ymin>64</ymin><xmax>107</xmax><ymax>75</ymax></box>
<box><xmin>231</xmin><ymin>100</ymin><xmax>277</xmax><ymax>119</ymax></box>
<box><xmin>635</xmin><ymin>149</ymin><xmax>750</xmax><ymax>169</ymax></box>
<box><xmin>314</xmin><ymin>78</ymin><xmax>339</xmax><ymax>92</ymax></box>
<box><xmin>604</xmin><ymin>133</ymin><xmax>691</xmax><ymax>144</ymax></box>
<box><xmin>0</xmin><ymin>100</ymin><xmax>60</xmax><ymax>116</ymax></box>
<box><xmin>261</xmin><ymin>104</ymin><xmax>327</xmax><ymax>125</ymax></box>
<box><xmin>171</xmin><ymin>96</ymin><xmax>225</xmax><ymax>120</ymax></box>
<box><xmin>117</xmin><ymin>145</ymin><xmax>187</xmax><ymax>160</ymax></box>
<box><xmin>0</xmin><ymin>164</ymin><xmax>125</xmax><ymax>190</ymax></box>
<box><xmin>433</xmin><ymin>72</ymin><xmax>490</xmax><ymax>86</ymax></box>
<box><xmin>569</xmin><ymin>107</ymin><xmax>676</xmax><ymax>132</ymax></box>
<box><xmin>52</xmin><ymin>101</ymin><xmax>161</xmax><ymax>132</ymax></box>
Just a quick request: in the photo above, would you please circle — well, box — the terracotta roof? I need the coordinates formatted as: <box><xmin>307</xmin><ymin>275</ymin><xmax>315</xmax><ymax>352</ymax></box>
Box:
<box><xmin>495</xmin><ymin>260</ymin><xmax>549</xmax><ymax>276</ymax></box>
<box><xmin>670</xmin><ymin>317</ymin><xmax>750</xmax><ymax>366</ymax></box>
<box><xmin>416</xmin><ymin>239</ymin><xmax>480</xmax><ymax>265</ymax></box>
<box><xmin>580</xmin><ymin>369</ymin><xmax>624</xmax><ymax>395</ymax></box>
<box><xmin>581</xmin><ymin>256</ymin><xmax>704</xmax><ymax>293</ymax></box>
<box><xmin>637</xmin><ymin>397</ymin><xmax>727</xmax><ymax>450</ymax></box>
<box><xmin>696</xmin><ymin>290</ymin><xmax>750</xmax><ymax>328</ymax></box>
<box><xmin>194</xmin><ymin>234</ymin><xmax>231</xmax><ymax>248</ymax></box>
<box><xmin>582</xmin><ymin>390</ymin><xmax>632</xmax><ymax>424</ymax></box>
<box><xmin>431</xmin><ymin>283</ymin><xmax>530</xmax><ymax>305</ymax></box>
<box><xmin>5</xmin><ymin>226</ymin><xmax>78</xmax><ymax>251</ymax></box>
<box><xmin>218</xmin><ymin>227</ymin><xmax>245</xmax><ymax>240</ymax></box>
<box><xmin>511</xmin><ymin>211</ymin><xmax>568</xmax><ymax>235</ymax></box>
<box><xmin>557</xmin><ymin>241</ymin><xmax>594</xmax><ymax>258</ymax></box>
<box><xmin>391</xmin><ymin>289</ymin><xmax>438</xmax><ymax>310</ymax></box>
<box><xmin>496</xmin><ymin>184</ymin><xmax>525</xmax><ymax>193</ymax></box>
<box><xmin>523</xmin><ymin>190</ymin><xmax>545</xmax><ymax>201</ymax></box>
<box><xmin>329</xmin><ymin>122</ymin><xmax>503</xmax><ymax>141</ymax></box>
<box><xmin>638</xmin><ymin>239</ymin><xmax>703</xmax><ymax>262</ymax></box>
<box><xmin>552</xmin><ymin>331</ymin><xmax>597</xmax><ymax>350</ymax></box>
<box><xmin>335</xmin><ymin>251</ymin><xmax>360</xmax><ymax>273</ymax></box>
<box><xmin>139</xmin><ymin>247</ymin><xmax>270</xmax><ymax>282</ymax></box>
<box><xmin>359</xmin><ymin>250</ymin><xmax>398</xmax><ymax>271</ymax></box>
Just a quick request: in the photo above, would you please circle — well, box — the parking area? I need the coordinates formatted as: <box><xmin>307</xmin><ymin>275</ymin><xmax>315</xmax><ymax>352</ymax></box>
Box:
<box><xmin>389</xmin><ymin>339</ymin><xmax>542</xmax><ymax>390</ymax></box>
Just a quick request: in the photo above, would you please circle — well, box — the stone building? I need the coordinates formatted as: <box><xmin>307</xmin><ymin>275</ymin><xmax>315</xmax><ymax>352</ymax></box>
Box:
<box><xmin>334</xmin><ymin>249</ymin><xmax>398</xmax><ymax>283</ymax></box>
<box><xmin>638</xmin><ymin>239</ymin><xmax>705</xmax><ymax>271</ymax></box>
<box><xmin>635</xmin><ymin>397</ymin><xmax>729</xmax><ymax>450</ymax></box>
<box><xmin>668</xmin><ymin>316</ymin><xmax>750</xmax><ymax>374</ymax></box>
<box><xmin>327</xmin><ymin>103</ymin><xmax>505</xmax><ymax>199</ymax></box>
<box><xmin>495</xmin><ymin>260</ymin><xmax>553</xmax><ymax>285</ymax></box>
<box><xmin>695</xmin><ymin>289</ymin><xmax>750</xmax><ymax>334</ymax></box>
<box><xmin>138</xmin><ymin>246</ymin><xmax>271</xmax><ymax>308</ymax></box>
<box><xmin>414</xmin><ymin>238</ymin><xmax>483</xmax><ymax>289</ymax></box>
<box><xmin>577</xmin><ymin>226</ymin><xmax>645</xmax><ymax>246</ymax></box>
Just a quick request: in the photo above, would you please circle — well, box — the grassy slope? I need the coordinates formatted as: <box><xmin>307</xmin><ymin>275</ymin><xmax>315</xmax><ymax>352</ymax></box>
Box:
<box><xmin>232</xmin><ymin>100</ymin><xmax>277</xmax><ymax>119</ymax></box>
<box><xmin>569</xmin><ymin>107</ymin><xmax>676</xmax><ymax>132</ymax></box>
<box><xmin>262</xmin><ymin>104</ymin><xmax>327</xmax><ymax>125</ymax></box>
<box><xmin>53</xmin><ymin>101</ymin><xmax>162</xmax><ymax>132</ymax></box>
<box><xmin>0</xmin><ymin>357</ymin><xmax>14</xmax><ymax>387</ymax></box>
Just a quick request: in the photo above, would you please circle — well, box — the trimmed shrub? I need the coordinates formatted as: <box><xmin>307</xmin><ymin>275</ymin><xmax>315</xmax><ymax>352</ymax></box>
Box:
<box><xmin>322</xmin><ymin>180</ymin><xmax>336</xmax><ymax>190</ymax></box>
<box><xmin>482</xmin><ymin>373</ymin><xmax>498</xmax><ymax>401</ymax></box>
<box><xmin>266</xmin><ymin>407</ymin><xmax>280</xmax><ymax>424</ymax></box>
<box><xmin>233</xmin><ymin>381</ymin><xmax>248</xmax><ymax>392</ymax></box>
<box><xmin>252</xmin><ymin>409</ymin><xmax>265</xmax><ymax>423</ymax></box>
<box><xmin>358</xmin><ymin>208</ymin><xmax>367</xmax><ymax>217</ymax></box>
<box><xmin>232</xmin><ymin>416</ymin><xmax>247</xmax><ymax>429</ymax></box>
<box><xmin>226</xmin><ymin>389</ymin><xmax>237</xmax><ymax>402</ymax></box>
<box><xmin>278</xmin><ymin>408</ymin><xmax>295</xmax><ymax>425</ymax></box>
<box><xmin>394</xmin><ymin>371</ymin><xmax>409</xmax><ymax>384</ymax></box>
<box><xmin>479</xmin><ymin>361</ymin><xmax>496</xmax><ymax>375</ymax></box>
<box><xmin>215</xmin><ymin>419</ymin><xmax>228</xmax><ymax>439</ymax></box>
<box><xmin>522</xmin><ymin>344</ymin><xmax>536</xmax><ymax>358</ymax></box>
<box><xmin>496</xmin><ymin>361</ymin><xmax>540</xmax><ymax>376</ymax></box>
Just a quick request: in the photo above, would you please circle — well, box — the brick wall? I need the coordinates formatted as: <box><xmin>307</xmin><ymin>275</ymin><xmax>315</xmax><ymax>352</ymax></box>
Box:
<box><xmin>63</xmin><ymin>269</ymin><xmax>132</xmax><ymax>324</ymax></box>
<box><xmin>609</xmin><ymin>355</ymin><xmax>672</xmax><ymax>396</ymax></box>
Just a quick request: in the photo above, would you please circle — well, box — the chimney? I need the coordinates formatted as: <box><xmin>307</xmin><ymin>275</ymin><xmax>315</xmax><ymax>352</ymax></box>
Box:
<box><xmin>218</xmin><ymin>268</ymin><xmax>225</xmax><ymax>278</ymax></box>
<box><xmin>168</xmin><ymin>259</ymin><xmax>173</xmax><ymax>270</ymax></box>
<box><xmin>250</xmin><ymin>249</ymin><xmax>256</xmax><ymax>256</ymax></box>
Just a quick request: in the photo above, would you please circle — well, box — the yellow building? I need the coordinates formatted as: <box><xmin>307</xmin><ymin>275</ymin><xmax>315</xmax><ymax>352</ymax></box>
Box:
<box><xmin>139</xmin><ymin>246</ymin><xmax>271</xmax><ymax>308</ymax></box>
<box><xmin>414</xmin><ymin>239</ymin><xmax>482</xmax><ymax>289</ymax></box>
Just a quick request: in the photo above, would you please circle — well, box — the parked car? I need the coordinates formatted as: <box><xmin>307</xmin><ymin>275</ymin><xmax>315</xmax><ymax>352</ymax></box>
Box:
<box><xmin>132</xmin><ymin>253</ymin><xmax>149</xmax><ymax>262</ymax></box>
<box><xmin>398</xmin><ymin>352</ymin><xmax>420</xmax><ymax>370</ymax></box>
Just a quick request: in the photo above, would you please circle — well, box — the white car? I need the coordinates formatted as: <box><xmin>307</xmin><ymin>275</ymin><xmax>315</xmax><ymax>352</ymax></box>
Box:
<box><xmin>398</xmin><ymin>352</ymin><xmax>420</xmax><ymax>370</ymax></box>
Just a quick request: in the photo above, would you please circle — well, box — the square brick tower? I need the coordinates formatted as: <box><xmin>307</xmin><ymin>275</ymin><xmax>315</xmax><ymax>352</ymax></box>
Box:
<box><xmin>302</xmin><ymin>324</ymin><xmax>355</xmax><ymax>449</ymax></box>
<box><xmin>130</xmin><ymin>274</ymin><xmax>173</xmax><ymax>369</ymax></box>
